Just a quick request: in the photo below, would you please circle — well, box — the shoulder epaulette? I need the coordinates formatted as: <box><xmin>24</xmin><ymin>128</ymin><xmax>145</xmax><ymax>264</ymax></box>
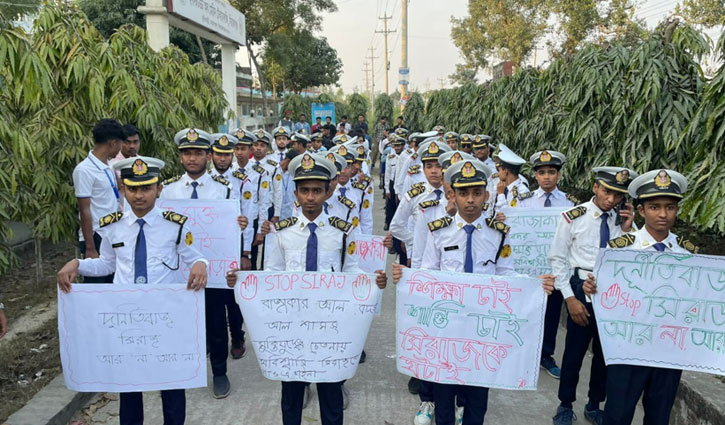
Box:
<box><xmin>482</xmin><ymin>203</ymin><xmax>489</xmax><ymax>211</ymax></box>
<box><xmin>517</xmin><ymin>191</ymin><xmax>534</xmax><ymax>201</ymax></box>
<box><xmin>211</xmin><ymin>175</ymin><xmax>229</xmax><ymax>185</ymax></box>
<box><xmin>338</xmin><ymin>195</ymin><xmax>356</xmax><ymax>210</ymax></box>
<box><xmin>608</xmin><ymin>234</ymin><xmax>635</xmax><ymax>248</ymax></box>
<box><xmin>408</xmin><ymin>165</ymin><xmax>421</xmax><ymax>175</ymax></box>
<box><xmin>266</xmin><ymin>159</ymin><xmax>278</xmax><ymax>167</ymax></box>
<box><xmin>419</xmin><ymin>200</ymin><xmax>440</xmax><ymax>209</ymax></box>
<box><xmin>411</xmin><ymin>153</ymin><xmax>418</xmax><ymax>160</ymax></box>
<box><xmin>566</xmin><ymin>193</ymin><xmax>582</xmax><ymax>205</ymax></box>
<box><xmin>233</xmin><ymin>170</ymin><xmax>248</xmax><ymax>181</ymax></box>
<box><xmin>99</xmin><ymin>212</ymin><xmax>123</xmax><ymax>228</ymax></box>
<box><xmin>352</xmin><ymin>182</ymin><xmax>366</xmax><ymax>191</ymax></box>
<box><xmin>294</xmin><ymin>200</ymin><xmax>300</xmax><ymax>208</ymax></box>
<box><xmin>388</xmin><ymin>153</ymin><xmax>396</xmax><ymax>159</ymax></box>
<box><xmin>162</xmin><ymin>175</ymin><xmax>182</xmax><ymax>185</ymax></box>
<box><xmin>328</xmin><ymin>216</ymin><xmax>353</xmax><ymax>233</ymax></box>
<box><xmin>677</xmin><ymin>236</ymin><xmax>699</xmax><ymax>254</ymax></box>
<box><xmin>253</xmin><ymin>164</ymin><xmax>265</xmax><ymax>174</ymax></box>
<box><xmin>407</xmin><ymin>185</ymin><xmax>425</xmax><ymax>198</ymax></box>
<box><xmin>364</xmin><ymin>176</ymin><xmax>371</xmax><ymax>183</ymax></box>
<box><xmin>412</xmin><ymin>182</ymin><xmax>425</xmax><ymax>190</ymax></box>
<box><xmin>490</xmin><ymin>173</ymin><xmax>499</xmax><ymax>179</ymax></box>
<box><xmin>486</xmin><ymin>218</ymin><xmax>511</xmax><ymax>235</ymax></box>
<box><xmin>162</xmin><ymin>210</ymin><xmax>188</xmax><ymax>226</ymax></box>
<box><xmin>564</xmin><ymin>206</ymin><xmax>587</xmax><ymax>222</ymax></box>
<box><xmin>427</xmin><ymin>216</ymin><xmax>453</xmax><ymax>232</ymax></box>
<box><xmin>274</xmin><ymin>216</ymin><xmax>298</xmax><ymax>231</ymax></box>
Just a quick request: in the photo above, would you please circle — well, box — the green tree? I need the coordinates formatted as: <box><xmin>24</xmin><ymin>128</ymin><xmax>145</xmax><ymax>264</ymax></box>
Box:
<box><xmin>600</xmin><ymin>0</ymin><xmax>649</xmax><ymax>46</ymax></box>
<box><xmin>347</xmin><ymin>93</ymin><xmax>369</xmax><ymax>121</ymax></box>
<box><xmin>451</xmin><ymin>0</ymin><xmax>549</xmax><ymax>70</ymax></box>
<box><xmin>373</xmin><ymin>93</ymin><xmax>394</xmax><ymax>123</ymax></box>
<box><xmin>402</xmin><ymin>92</ymin><xmax>425</xmax><ymax>131</ymax></box>
<box><xmin>548</xmin><ymin>0</ymin><xmax>603</xmax><ymax>56</ymax></box>
<box><xmin>675</xmin><ymin>0</ymin><xmax>725</xmax><ymax>27</ymax></box>
<box><xmin>77</xmin><ymin>0</ymin><xmax>216</xmax><ymax>64</ymax></box>
<box><xmin>448</xmin><ymin>63</ymin><xmax>479</xmax><ymax>86</ymax></box>
<box><xmin>262</xmin><ymin>29</ymin><xmax>342</xmax><ymax>93</ymax></box>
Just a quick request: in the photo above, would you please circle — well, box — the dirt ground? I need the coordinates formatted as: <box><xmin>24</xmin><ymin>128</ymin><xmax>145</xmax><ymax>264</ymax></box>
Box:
<box><xmin>0</xmin><ymin>242</ymin><xmax>73</xmax><ymax>423</ymax></box>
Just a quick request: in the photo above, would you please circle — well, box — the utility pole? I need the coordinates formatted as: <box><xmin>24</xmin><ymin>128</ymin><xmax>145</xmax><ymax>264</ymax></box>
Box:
<box><xmin>367</xmin><ymin>47</ymin><xmax>378</xmax><ymax>115</ymax></box>
<box><xmin>437</xmin><ymin>75</ymin><xmax>446</xmax><ymax>89</ymax></box>
<box><xmin>400</xmin><ymin>0</ymin><xmax>409</xmax><ymax>110</ymax></box>
<box><xmin>362</xmin><ymin>61</ymin><xmax>372</xmax><ymax>98</ymax></box>
<box><xmin>375</xmin><ymin>15</ymin><xmax>395</xmax><ymax>95</ymax></box>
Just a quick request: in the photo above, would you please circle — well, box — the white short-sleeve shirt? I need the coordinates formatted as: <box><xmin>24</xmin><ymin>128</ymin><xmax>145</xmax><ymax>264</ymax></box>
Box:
<box><xmin>72</xmin><ymin>151</ymin><xmax>120</xmax><ymax>240</ymax></box>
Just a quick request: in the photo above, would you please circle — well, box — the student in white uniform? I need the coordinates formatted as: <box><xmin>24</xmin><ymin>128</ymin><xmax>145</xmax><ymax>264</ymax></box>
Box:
<box><xmin>489</xmin><ymin>144</ymin><xmax>529</xmax><ymax>212</ymax></box>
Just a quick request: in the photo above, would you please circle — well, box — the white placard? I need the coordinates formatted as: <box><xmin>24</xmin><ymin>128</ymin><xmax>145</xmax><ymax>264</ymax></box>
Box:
<box><xmin>234</xmin><ymin>271</ymin><xmax>381</xmax><ymax>382</ymax></box>
<box><xmin>168</xmin><ymin>0</ymin><xmax>246</xmax><ymax>45</ymax></box>
<box><xmin>157</xmin><ymin>199</ymin><xmax>241</xmax><ymax>289</ymax></box>
<box><xmin>593</xmin><ymin>249</ymin><xmax>725</xmax><ymax>375</ymax></box>
<box><xmin>502</xmin><ymin>207</ymin><xmax>567</xmax><ymax>277</ymax></box>
<box><xmin>352</xmin><ymin>234</ymin><xmax>387</xmax><ymax>273</ymax></box>
<box><xmin>58</xmin><ymin>284</ymin><xmax>207</xmax><ymax>392</ymax></box>
<box><xmin>396</xmin><ymin>268</ymin><xmax>546</xmax><ymax>390</ymax></box>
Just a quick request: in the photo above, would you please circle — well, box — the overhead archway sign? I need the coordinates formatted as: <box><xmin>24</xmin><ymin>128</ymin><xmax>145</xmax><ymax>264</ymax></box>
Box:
<box><xmin>167</xmin><ymin>0</ymin><xmax>245</xmax><ymax>46</ymax></box>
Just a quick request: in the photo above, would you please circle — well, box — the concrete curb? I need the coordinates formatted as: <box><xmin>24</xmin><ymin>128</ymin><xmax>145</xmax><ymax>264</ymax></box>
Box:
<box><xmin>672</xmin><ymin>371</ymin><xmax>725</xmax><ymax>425</ymax></box>
<box><xmin>6</xmin><ymin>374</ymin><xmax>95</xmax><ymax>425</ymax></box>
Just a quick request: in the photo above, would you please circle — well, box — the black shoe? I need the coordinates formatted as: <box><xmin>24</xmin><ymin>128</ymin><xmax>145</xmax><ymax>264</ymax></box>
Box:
<box><xmin>213</xmin><ymin>375</ymin><xmax>231</xmax><ymax>399</ymax></box>
<box><xmin>230</xmin><ymin>339</ymin><xmax>246</xmax><ymax>359</ymax></box>
<box><xmin>407</xmin><ymin>377</ymin><xmax>420</xmax><ymax>395</ymax></box>
<box><xmin>359</xmin><ymin>350</ymin><xmax>367</xmax><ymax>364</ymax></box>
<box><xmin>383</xmin><ymin>224</ymin><xmax>389</xmax><ymax>231</ymax></box>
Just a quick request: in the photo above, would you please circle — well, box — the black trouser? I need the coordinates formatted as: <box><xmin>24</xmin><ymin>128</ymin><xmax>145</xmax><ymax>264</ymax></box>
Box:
<box><xmin>119</xmin><ymin>390</ymin><xmax>185</xmax><ymax>425</ymax></box>
<box><xmin>281</xmin><ymin>381</ymin><xmax>343</xmax><ymax>425</ymax></box>
<box><xmin>205</xmin><ymin>288</ymin><xmax>228</xmax><ymax>377</ymax></box>
<box><xmin>433</xmin><ymin>383</ymin><xmax>488</xmax><ymax>425</ymax></box>
<box><xmin>542</xmin><ymin>289</ymin><xmax>563</xmax><ymax>361</ymax></box>
<box><xmin>558</xmin><ymin>271</ymin><xmax>607</xmax><ymax>407</ymax></box>
<box><xmin>78</xmin><ymin>232</ymin><xmax>114</xmax><ymax>283</ymax></box>
<box><xmin>225</xmin><ymin>289</ymin><xmax>244</xmax><ymax>342</ymax></box>
<box><xmin>603</xmin><ymin>365</ymin><xmax>681</xmax><ymax>425</ymax></box>
<box><xmin>250</xmin><ymin>219</ymin><xmax>259</xmax><ymax>271</ymax></box>
<box><xmin>384</xmin><ymin>182</ymin><xmax>397</xmax><ymax>226</ymax></box>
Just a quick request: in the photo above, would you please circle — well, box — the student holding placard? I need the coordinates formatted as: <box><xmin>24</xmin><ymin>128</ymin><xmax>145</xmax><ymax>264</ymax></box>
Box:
<box><xmin>57</xmin><ymin>156</ymin><xmax>208</xmax><ymax>425</ymax></box>
<box><xmin>230</xmin><ymin>153</ymin><xmax>387</xmax><ymax>425</ymax></box>
<box><xmin>549</xmin><ymin>167</ymin><xmax>637</xmax><ymax>425</ymax></box>
<box><xmin>513</xmin><ymin>150</ymin><xmax>579</xmax><ymax>379</ymax></box>
<box><xmin>581</xmin><ymin>169</ymin><xmax>697</xmax><ymax>425</ymax></box>
<box><xmin>392</xmin><ymin>158</ymin><xmax>555</xmax><ymax>425</ymax></box>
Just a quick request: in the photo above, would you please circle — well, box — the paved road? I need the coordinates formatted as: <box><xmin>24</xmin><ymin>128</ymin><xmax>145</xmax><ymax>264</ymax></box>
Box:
<box><xmin>71</xmin><ymin>178</ymin><xmax>643</xmax><ymax>424</ymax></box>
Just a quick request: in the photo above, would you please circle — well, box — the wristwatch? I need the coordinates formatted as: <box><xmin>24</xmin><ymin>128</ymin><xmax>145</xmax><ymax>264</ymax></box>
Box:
<box><xmin>0</xmin><ymin>302</ymin><xmax>5</xmax><ymax>310</ymax></box>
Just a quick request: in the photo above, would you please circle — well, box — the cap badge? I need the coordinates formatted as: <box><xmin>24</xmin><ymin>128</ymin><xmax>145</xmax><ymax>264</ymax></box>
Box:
<box><xmin>326</xmin><ymin>153</ymin><xmax>335</xmax><ymax>161</ymax></box>
<box><xmin>301</xmin><ymin>154</ymin><xmax>315</xmax><ymax>171</ymax></box>
<box><xmin>338</xmin><ymin>146</ymin><xmax>348</xmax><ymax>156</ymax></box>
<box><xmin>255</xmin><ymin>130</ymin><xmax>265</xmax><ymax>138</ymax></box>
<box><xmin>540</xmin><ymin>151</ymin><xmax>552</xmax><ymax>162</ymax></box>
<box><xmin>655</xmin><ymin>169</ymin><xmax>671</xmax><ymax>189</ymax></box>
<box><xmin>462</xmin><ymin>162</ymin><xmax>475</xmax><ymax>178</ymax></box>
<box><xmin>219</xmin><ymin>135</ymin><xmax>229</xmax><ymax>146</ymax></box>
<box><xmin>452</xmin><ymin>153</ymin><xmax>462</xmax><ymax>164</ymax></box>
<box><xmin>357</xmin><ymin>146</ymin><xmax>364</xmax><ymax>155</ymax></box>
<box><xmin>132</xmin><ymin>159</ymin><xmax>148</xmax><ymax>176</ymax></box>
<box><xmin>235</xmin><ymin>129</ymin><xmax>244</xmax><ymax>139</ymax></box>
<box><xmin>186</xmin><ymin>129</ymin><xmax>199</xmax><ymax>141</ymax></box>
<box><xmin>615</xmin><ymin>170</ymin><xmax>630</xmax><ymax>184</ymax></box>
<box><xmin>429</xmin><ymin>142</ymin><xmax>439</xmax><ymax>154</ymax></box>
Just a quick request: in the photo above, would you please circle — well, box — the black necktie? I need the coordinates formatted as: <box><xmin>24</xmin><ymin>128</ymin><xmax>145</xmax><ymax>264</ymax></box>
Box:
<box><xmin>544</xmin><ymin>192</ymin><xmax>552</xmax><ymax>207</ymax></box>
<box><xmin>599</xmin><ymin>213</ymin><xmax>610</xmax><ymax>248</ymax></box>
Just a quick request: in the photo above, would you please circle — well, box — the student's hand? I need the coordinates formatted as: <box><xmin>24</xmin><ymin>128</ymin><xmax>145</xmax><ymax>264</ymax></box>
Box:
<box><xmin>538</xmin><ymin>274</ymin><xmax>555</xmax><ymax>295</ymax></box>
<box><xmin>253</xmin><ymin>234</ymin><xmax>264</xmax><ymax>246</ymax></box>
<box><xmin>382</xmin><ymin>232</ymin><xmax>393</xmax><ymax>249</ymax></box>
<box><xmin>237</xmin><ymin>215</ymin><xmax>248</xmax><ymax>230</ymax></box>
<box><xmin>446</xmin><ymin>201</ymin><xmax>457</xmax><ymax>216</ymax></box>
<box><xmin>271</xmin><ymin>216</ymin><xmax>280</xmax><ymax>224</ymax></box>
<box><xmin>497</xmin><ymin>180</ymin><xmax>507</xmax><ymax>195</ymax></box>
<box><xmin>187</xmin><ymin>261</ymin><xmax>208</xmax><ymax>291</ymax></box>
<box><xmin>374</xmin><ymin>270</ymin><xmax>387</xmax><ymax>289</ymax></box>
<box><xmin>240</xmin><ymin>256</ymin><xmax>252</xmax><ymax>271</ymax></box>
<box><xmin>0</xmin><ymin>309</ymin><xmax>6</xmax><ymax>339</ymax></box>
<box><xmin>566</xmin><ymin>297</ymin><xmax>590</xmax><ymax>327</ymax></box>
<box><xmin>392</xmin><ymin>263</ymin><xmax>407</xmax><ymax>284</ymax></box>
<box><xmin>495</xmin><ymin>212</ymin><xmax>506</xmax><ymax>222</ymax></box>
<box><xmin>226</xmin><ymin>268</ymin><xmax>240</xmax><ymax>288</ymax></box>
<box><xmin>57</xmin><ymin>259</ymin><xmax>80</xmax><ymax>293</ymax></box>
<box><xmin>583</xmin><ymin>273</ymin><xmax>598</xmax><ymax>296</ymax></box>
<box><xmin>260</xmin><ymin>220</ymin><xmax>272</xmax><ymax>236</ymax></box>
<box><xmin>619</xmin><ymin>203</ymin><xmax>635</xmax><ymax>232</ymax></box>
<box><xmin>84</xmin><ymin>247</ymin><xmax>99</xmax><ymax>259</ymax></box>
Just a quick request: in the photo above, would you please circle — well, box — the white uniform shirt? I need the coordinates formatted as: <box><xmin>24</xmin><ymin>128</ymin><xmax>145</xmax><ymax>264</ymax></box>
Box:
<box><xmin>160</xmin><ymin>172</ymin><xmax>230</xmax><ymax>200</ymax></box>
<box><xmin>516</xmin><ymin>187</ymin><xmax>574</xmax><ymax>208</ymax></box>
<box><xmin>397</xmin><ymin>155</ymin><xmax>423</xmax><ymax>195</ymax></box>
<box><xmin>267</xmin><ymin>150</ymin><xmax>288</xmax><ymax>165</ymax></box>
<box><xmin>384</xmin><ymin>151</ymin><xmax>401</xmax><ymax>190</ymax></box>
<box><xmin>410</xmin><ymin>196</ymin><xmax>449</xmax><ymax>269</ymax></box>
<box><xmin>394</xmin><ymin>148</ymin><xmax>416</xmax><ymax>196</ymax></box>
<box><xmin>490</xmin><ymin>176</ymin><xmax>530</xmax><ymax>210</ymax></box>
<box><xmin>245</xmin><ymin>161</ymin><xmax>273</xmax><ymax>224</ymax></box>
<box><xmin>611</xmin><ymin>227</ymin><xmax>689</xmax><ymax>253</ymax></box>
<box><xmin>260</xmin><ymin>159</ymin><xmax>284</xmax><ymax>216</ymax></box>
<box><xmin>80</xmin><ymin>207</ymin><xmax>207</xmax><ymax>283</ymax></box>
<box><xmin>352</xmin><ymin>176</ymin><xmax>374</xmax><ymax>235</ymax></box>
<box><xmin>279</xmin><ymin>170</ymin><xmax>296</xmax><ymax>220</ymax></box>
<box><xmin>482</xmin><ymin>157</ymin><xmax>497</xmax><ymax>174</ymax></box>
<box><xmin>390</xmin><ymin>182</ymin><xmax>445</xmax><ymax>249</ymax></box>
<box><xmin>72</xmin><ymin>152</ymin><xmax>121</xmax><ymax>239</ymax></box>
<box><xmin>421</xmin><ymin>213</ymin><xmax>515</xmax><ymax>275</ymax></box>
<box><xmin>266</xmin><ymin>212</ymin><xmax>361</xmax><ymax>273</ymax></box>
<box><xmin>548</xmin><ymin>199</ymin><xmax>626</xmax><ymax>299</ymax></box>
